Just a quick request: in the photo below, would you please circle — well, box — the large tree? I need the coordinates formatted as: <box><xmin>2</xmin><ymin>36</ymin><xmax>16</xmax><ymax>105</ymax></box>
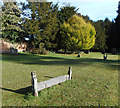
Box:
<box><xmin>37</xmin><ymin>2</ymin><xmax>59</xmax><ymax>50</ymax></box>
<box><xmin>114</xmin><ymin>1</ymin><xmax>120</xmax><ymax>49</ymax></box>
<box><xmin>93</xmin><ymin>20</ymin><xmax>108</xmax><ymax>51</ymax></box>
<box><xmin>56</xmin><ymin>14</ymin><xmax>96</xmax><ymax>52</ymax></box>
<box><xmin>22</xmin><ymin>1</ymin><xmax>59</xmax><ymax>49</ymax></box>
<box><xmin>2</xmin><ymin>2</ymin><xmax>23</xmax><ymax>42</ymax></box>
<box><xmin>106</xmin><ymin>1</ymin><xmax>120</xmax><ymax>50</ymax></box>
<box><xmin>22</xmin><ymin>2</ymin><xmax>41</xmax><ymax>48</ymax></box>
<box><xmin>106</xmin><ymin>21</ymin><xmax>116</xmax><ymax>50</ymax></box>
<box><xmin>57</xmin><ymin>4</ymin><xmax>78</xmax><ymax>26</ymax></box>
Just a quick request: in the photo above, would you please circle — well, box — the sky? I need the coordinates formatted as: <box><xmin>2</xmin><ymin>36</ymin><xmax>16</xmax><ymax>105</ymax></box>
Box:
<box><xmin>47</xmin><ymin>0</ymin><xmax>119</xmax><ymax>21</ymax></box>
<box><xmin>1</xmin><ymin>0</ymin><xmax>119</xmax><ymax>21</ymax></box>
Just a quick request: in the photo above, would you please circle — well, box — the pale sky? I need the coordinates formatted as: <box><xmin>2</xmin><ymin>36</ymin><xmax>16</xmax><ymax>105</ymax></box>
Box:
<box><xmin>47</xmin><ymin>0</ymin><xmax>119</xmax><ymax>21</ymax></box>
<box><xmin>1</xmin><ymin>0</ymin><xmax>119</xmax><ymax>21</ymax></box>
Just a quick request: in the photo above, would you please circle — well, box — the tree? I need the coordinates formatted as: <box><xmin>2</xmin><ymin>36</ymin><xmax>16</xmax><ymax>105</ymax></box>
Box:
<box><xmin>56</xmin><ymin>14</ymin><xmax>96</xmax><ymax>52</ymax></box>
<box><xmin>106</xmin><ymin>21</ymin><xmax>116</xmax><ymax>50</ymax></box>
<box><xmin>93</xmin><ymin>20</ymin><xmax>108</xmax><ymax>51</ymax></box>
<box><xmin>2</xmin><ymin>2</ymin><xmax>23</xmax><ymax>42</ymax></box>
<box><xmin>22</xmin><ymin>2</ymin><xmax>40</xmax><ymax>48</ymax></box>
<box><xmin>106</xmin><ymin>1</ymin><xmax>120</xmax><ymax>51</ymax></box>
<box><xmin>114</xmin><ymin>1</ymin><xmax>120</xmax><ymax>49</ymax></box>
<box><xmin>37</xmin><ymin>2</ymin><xmax>59</xmax><ymax>50</ymax></box>
<box><xmin>22</xmin><ymin>2</ymin><xmax>59</xmax><ymax>49</ymax></box>
<box><xmin>57</xmin><ymin>4</ymin><xmax>78</xmax><ymax>26</ymax></box>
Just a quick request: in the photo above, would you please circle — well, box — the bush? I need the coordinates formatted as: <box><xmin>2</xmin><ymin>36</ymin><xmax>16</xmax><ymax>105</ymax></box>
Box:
<box><xmin>111</xmin><ymin>48</ymin><xmax>116</xmax><ymax>54</ymax></box>
<box><xmin>42</xmin><ymin>49</ymin><xmax>49</xmax><ymax>55</ymax></box>
<box><xmin>30</xmin><ymin>48</ymin><xmax>49</xmax><ymax>55</ymax></box>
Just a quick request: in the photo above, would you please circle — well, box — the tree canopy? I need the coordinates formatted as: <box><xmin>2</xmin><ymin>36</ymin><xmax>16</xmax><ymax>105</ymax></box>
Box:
<box><xmin>22</xmin><ymin>2</ymin><xmax>59</xmax><ymax>49</ymax></box>
<box><xmin>114</xmin><ymin>1</ymin><xmax>120</xmax><ymax>49</ymax></box>
<box><xmin>2</xmin><ymin>2</ymin><xmax>23</xmax><ymax>42</ymax></box>
<box><xmin>93</xmin><ymin>20</ymin><xmax>107</xmax><ymax>50</ymax></box>
<box><xmin>57</xmin><ymin>14</ymin><xmax>96</xmax><ymax>52</ymax></box>
<box><xmin>1</xmin><ymin>1</ymin><xmax>120</xmax><ymax>53</ymax></box>
<box><xmin>57</xmin><ymin>4</ymin><xmax>78</xmax><ymax>25</ymax></box>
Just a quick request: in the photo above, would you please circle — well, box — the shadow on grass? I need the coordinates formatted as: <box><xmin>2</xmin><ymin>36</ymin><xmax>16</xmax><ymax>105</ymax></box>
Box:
<box><xmin>0</xmin><ymin>86</ymin><xmax>35</xmax><ymax>100</ymax></box>
<box><xmin>44</xmin><ymin>76</ymin><xmax>54</xmax><ymax>78</ymax></box>
<box><xmin>1</xmin><ymin>53</ymin><xmax>119</xmax><ymax>100</ymax></box>
<box><xmin>0</xmin><ymin>86</ymin><xmax>32</xmax><ymax>95</ymax></box>
<box><xmin>1</xmin><ymin>53</ymin><xmax>119</xmax><ymax>69</ymax></box>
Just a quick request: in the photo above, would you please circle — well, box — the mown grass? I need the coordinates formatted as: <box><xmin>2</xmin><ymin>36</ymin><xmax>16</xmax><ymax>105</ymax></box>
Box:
<box><xmin>1</xmin><ymin>52</ymin><xmax>119</xmax><ymax>106</ymax></box>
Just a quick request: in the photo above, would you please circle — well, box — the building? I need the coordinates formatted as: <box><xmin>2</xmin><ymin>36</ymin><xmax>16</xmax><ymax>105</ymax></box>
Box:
<box><xmin>0</xmin><ymin>39</ymin><xmax>27</xmax><ymax>54</ymax></box>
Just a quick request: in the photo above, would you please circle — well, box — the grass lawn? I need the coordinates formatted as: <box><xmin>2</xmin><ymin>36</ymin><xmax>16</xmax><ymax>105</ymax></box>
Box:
<box><xmin>1</xmin><ymin>52</ymin><xmax>119</xmax><ymax>106</ymax></box>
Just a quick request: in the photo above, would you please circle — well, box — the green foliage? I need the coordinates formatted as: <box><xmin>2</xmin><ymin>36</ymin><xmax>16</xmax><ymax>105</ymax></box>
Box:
<box><xmin>114</xmin><ymin>1</ymin><xmax>120</xmax><ymax>49</ymax></box>
<box><xmin>22</xmin><ymin>2</ymin><xmax>59</xmax><ymax>50</ymax></box>
<box><xmin>2</xmin><ymin>2</ymin><xmax>23</xmax><ymax>42</ymax></box>
<box><xmin>105</xmin><ymin>1</ymin><xmax>120</xmax><ymax>50</ymax></box>
<box><xmin>22</xmin><ymin>2</ymin><xmax>40</xmax><ymax>47</ymax></box>
<box><xmin>92</xmin><ymin>18</ymin><xmax>113</xmax><ymax>51</ymax></box>
<box><xmin>30</xmin><ymin>48</ymin><xmax>49</xmax><ymax>55</ymax></box>
<box><xmin>57</xmin><ymin>14</ymin><xmax>96</xmax><ymax>52</ymax></box>
<box><xmin>93</xmin><ymin>20</ymin><xmax>107</xmax><ymax>50</ymax></box>
<box><xmin>2</xmin><ymin>1</ymin><xmax>119</xmax><ymax>52</ymax></box>
<box><xmin>57</xmin><ymin>4</ymin><xmax>78</xmax><ymax>25</ymax></box>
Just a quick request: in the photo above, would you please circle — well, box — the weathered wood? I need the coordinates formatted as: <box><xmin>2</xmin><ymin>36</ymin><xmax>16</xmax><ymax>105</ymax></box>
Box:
<box><xmin>31</xmin><ymin>72</ymin><xmax>38</xmax><ymax>96</ymax></box>
<box><xmin>68</xmin><ymin>67</ymin><xmax>72</xmax><ymax>80</ymax></box>
<box><xmin>31</xmin><ymin>67</ymin><xmax>72</xmax><ymax>96</ymax></box>
<box><xmin>31</xmin><ymin>72</ymin><xmax>34</xmax><ymax>92</ymax></box>
<box><xmin>37</xmin><ymin>75</ymin><xmax>69</xmax><ymax>91</ymax></box>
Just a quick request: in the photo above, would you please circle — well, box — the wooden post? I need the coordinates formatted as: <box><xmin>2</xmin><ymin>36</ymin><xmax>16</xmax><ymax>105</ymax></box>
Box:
<box><xmin>31</xmin><ymin>72</ymin><xmax>38</xmax><ymax>96</ymax></box>
<box><xmin>68</xmin><ymin>67</ymin><xmax>72</xmax><ymax>80</ymax></box>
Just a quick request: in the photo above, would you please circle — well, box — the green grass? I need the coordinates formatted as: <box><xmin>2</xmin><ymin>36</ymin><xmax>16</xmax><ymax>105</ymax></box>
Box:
<box><xmin>1</xmin><ymin>52</ymin><xmax>119</xmax><ymax>106</ymax></box>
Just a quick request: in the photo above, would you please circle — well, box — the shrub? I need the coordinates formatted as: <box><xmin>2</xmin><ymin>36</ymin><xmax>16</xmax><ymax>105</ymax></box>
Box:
<box><xmin>42</xmin><ymin>49</ymin><xmax>49</xmax><ymax>55</ymax></box>
<box><xmin>30</xmin><ymin>48</ymin><xmax>49</xmax><ymax>55</ymax></box>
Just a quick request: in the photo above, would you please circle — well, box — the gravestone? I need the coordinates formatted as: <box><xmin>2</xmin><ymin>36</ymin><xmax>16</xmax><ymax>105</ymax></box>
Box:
<box><xmin>77</xmin><ymin>53</ymin><xmax>80</xmax><ymax>57</ymax></box>
<box><xmin>11</xmin><ymin>48</ymin><xmax>18</xmax><ymax>54</ymax></box>
<box><xmin>103</xmin><ymin>54</ymin><xmax>107</xmax><ymax>60</ymax></box>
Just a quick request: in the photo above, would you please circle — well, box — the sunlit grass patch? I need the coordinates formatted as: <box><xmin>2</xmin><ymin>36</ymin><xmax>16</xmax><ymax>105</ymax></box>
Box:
<box><xmin>1</xmin><ymin>52</ymin><xmax>119</xmax><ymax>106</ymax></box>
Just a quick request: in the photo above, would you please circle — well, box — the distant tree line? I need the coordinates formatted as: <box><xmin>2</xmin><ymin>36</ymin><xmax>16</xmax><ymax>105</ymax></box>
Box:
<box><xmin>1</xmin><ymin>1</ymin><xmax>120</xmax><ymax>53</ymax></box>
<box><xmin>80</xmin><ymin>1</ymin><xmax>120</xmax><ymax>52</ymax></box>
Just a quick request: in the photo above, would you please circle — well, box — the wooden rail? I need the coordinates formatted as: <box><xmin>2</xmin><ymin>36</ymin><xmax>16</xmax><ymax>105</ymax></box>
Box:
<box><xmin>31</xmin><ymin>67</ymin><xmax>72</xmax><ymax>96</ymax></box>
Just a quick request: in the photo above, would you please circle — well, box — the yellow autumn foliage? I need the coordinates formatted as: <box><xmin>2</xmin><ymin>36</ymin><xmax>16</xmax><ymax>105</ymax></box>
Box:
<box><xmin>60</xmin><ymin>14</ymin><xmax>96</xmax><ymax>50</ymax></box>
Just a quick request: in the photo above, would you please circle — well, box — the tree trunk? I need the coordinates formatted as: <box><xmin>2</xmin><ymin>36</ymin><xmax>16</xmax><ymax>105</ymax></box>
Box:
<box><xmin>64</xmin><ymin>48</ymin><xmax>67</xmax><ymax>54</ymax></box>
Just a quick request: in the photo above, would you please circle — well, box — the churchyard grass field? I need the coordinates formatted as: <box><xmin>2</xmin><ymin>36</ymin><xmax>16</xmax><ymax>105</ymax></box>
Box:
<box><xmin>1</xmin><ymin>52</ymin><xmax>119</xmax><ymax>106</ymax></box>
